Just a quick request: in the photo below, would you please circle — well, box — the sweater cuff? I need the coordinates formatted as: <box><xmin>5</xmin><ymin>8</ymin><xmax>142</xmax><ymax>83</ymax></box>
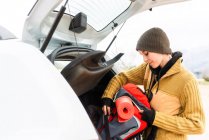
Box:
<box><xmin>101</xmin><ymin>98</ymin><xmax>113</xmax><ymax>107</ymax></box>
<box><xmin>152</xmin><ymin>111</ymin><xmax>165</xmax><ymax>126</ymax></box>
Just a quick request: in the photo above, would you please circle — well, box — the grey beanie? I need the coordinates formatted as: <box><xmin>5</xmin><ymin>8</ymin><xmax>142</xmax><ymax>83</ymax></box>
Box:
<box><xmin>136</xmin><ymin>27</ymin><xmax>172</xmax><ymax>54</ymax></box>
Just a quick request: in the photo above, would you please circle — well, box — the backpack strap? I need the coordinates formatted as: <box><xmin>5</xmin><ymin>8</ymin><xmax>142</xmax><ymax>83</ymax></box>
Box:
<box><xmin>104</xmin><ymin>115</ymin><xmax>111</xmax><ymax>140</ymax></box>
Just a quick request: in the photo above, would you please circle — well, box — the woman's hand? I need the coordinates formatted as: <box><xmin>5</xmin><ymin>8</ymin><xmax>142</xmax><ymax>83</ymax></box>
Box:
<box><xmin>102</xmin><ymin>105</ymin><xmax>111</xmax><ymax>116</ymax></box>
<box><xmin>101</xmin><ymin>98</ymin><xmax>113</xmax><ymax>116</ymax></box>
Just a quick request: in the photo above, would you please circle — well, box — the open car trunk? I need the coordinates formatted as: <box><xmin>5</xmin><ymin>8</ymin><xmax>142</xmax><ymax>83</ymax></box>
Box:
<box><xmin>49</xmin><ymin>46</ymin><xmax>117</xmax><ymax>104</ymax></box>
<box><xmin>49</xmin><ymin>47</ymin><xmax>117</xmax><ymax>129</ymax></box>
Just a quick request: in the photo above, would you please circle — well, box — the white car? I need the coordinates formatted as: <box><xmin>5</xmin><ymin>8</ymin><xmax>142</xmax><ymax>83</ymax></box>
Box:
<box><xmin>0</xmin><ymin>0</ymin><xmax>187</xmax><ymax>139</ymax></box>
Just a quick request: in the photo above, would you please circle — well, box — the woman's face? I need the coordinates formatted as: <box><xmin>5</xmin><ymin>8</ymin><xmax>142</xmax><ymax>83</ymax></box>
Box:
<box><xmin>139</xmin><ymin>51</ymin><xmax>164</xmax><ymax>68</ymax></box>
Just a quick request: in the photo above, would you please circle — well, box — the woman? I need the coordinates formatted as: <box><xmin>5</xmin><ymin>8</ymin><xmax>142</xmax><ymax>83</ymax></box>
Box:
<box><xmin>101</xmin><ymin>27</ymin><xmax>205</xmax><ymax>140</ymax></box>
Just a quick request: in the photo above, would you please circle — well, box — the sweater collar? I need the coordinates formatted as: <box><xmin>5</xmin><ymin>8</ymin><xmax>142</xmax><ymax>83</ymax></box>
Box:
<box><xmin>150</xmin><ymin>51</ymin><xmax>182</xmax><ymax>80</ymax></box>
<box><xmin>162</xmin><ymin>56</ymin><xmax>183</xmax><ymax>78</ymax></box>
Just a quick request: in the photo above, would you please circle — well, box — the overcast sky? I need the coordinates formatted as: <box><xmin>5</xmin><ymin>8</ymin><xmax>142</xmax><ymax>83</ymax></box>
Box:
<box><xmin>120</xmin><ymin>0</ymin><xmax>209</xmax><ymax>51</ymax></box>
<box><xmin>0</xmin><ymin>0</ymin><xmax>36</xmax><ymax>37</ymax></box>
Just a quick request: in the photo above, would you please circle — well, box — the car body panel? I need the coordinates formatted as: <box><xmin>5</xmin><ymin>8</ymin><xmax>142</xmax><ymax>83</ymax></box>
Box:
<box><xmin>0</xmin><ymin>40</ymin><xmax>99</xmax><ymax>140</ymax></box>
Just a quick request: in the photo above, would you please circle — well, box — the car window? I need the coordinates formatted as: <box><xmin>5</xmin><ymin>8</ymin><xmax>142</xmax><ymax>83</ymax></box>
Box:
<box><xmin>0</xmin><ymin>25</ymin><xmax>16</xmax><ymax>40</ymax></box>
<box><xmin>55</xmin><ymin>0</ymin><xmax>131</xmax><ymax>31</ymax></box>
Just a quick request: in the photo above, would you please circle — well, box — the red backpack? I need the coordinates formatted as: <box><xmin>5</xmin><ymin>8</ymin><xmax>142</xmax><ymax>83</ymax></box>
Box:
<box><xmin>97</xmin><ymin>83</ymin><xmax>151</xmax><ymax>140</ymax></box>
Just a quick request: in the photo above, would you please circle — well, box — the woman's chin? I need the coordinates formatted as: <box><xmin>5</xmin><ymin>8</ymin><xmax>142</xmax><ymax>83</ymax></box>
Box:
<box><xmin>150</xmin><ymin>64</ymin><xmax>159</xmax><ymax>69</ymax></box>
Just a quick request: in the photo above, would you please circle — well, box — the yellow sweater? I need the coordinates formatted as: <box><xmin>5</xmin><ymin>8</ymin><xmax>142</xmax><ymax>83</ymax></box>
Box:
<box><xmin>102</xmin><ymin>59</ymin><xmax>205</xmax><ymax>140</ymax></box>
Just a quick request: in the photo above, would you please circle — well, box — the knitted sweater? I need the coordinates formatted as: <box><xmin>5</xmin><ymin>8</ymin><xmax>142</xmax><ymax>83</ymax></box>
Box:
<box><xmin>102</xmin><ymin>59</ymin><xmax>205</xmax><ymax>140</ymax></box>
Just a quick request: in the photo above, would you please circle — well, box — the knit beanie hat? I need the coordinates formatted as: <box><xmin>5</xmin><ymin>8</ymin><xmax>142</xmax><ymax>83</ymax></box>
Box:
<box><xmin>136</xmin><ymin>27</ymin><xmax>172</xmax><ymax>54</ymax></box>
